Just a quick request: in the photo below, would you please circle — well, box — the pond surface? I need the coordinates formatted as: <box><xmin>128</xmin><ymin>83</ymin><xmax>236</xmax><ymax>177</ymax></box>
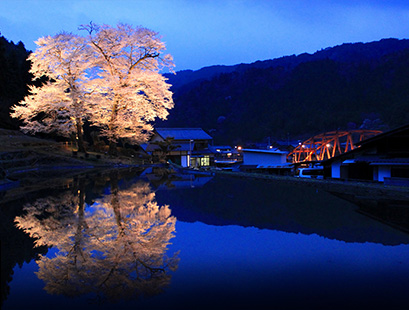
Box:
<box><xmin>1</xmin><ymin>168</ymin><xmax>409</xmax><ymax>310</ymax></box>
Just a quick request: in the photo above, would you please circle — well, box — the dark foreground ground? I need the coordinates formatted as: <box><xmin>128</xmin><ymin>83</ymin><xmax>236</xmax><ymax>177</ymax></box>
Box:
<box><xmin>0</xmin><ymin>129</ymin><xmax>147</xmax><ymax>203</ymax></box>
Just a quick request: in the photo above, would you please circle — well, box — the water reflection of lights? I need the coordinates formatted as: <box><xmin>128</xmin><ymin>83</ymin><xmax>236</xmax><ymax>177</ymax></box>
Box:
<box><xmin>14</xmin><ymin>178</ymin><xmax>179</xmax><ymax>302</ymax></box>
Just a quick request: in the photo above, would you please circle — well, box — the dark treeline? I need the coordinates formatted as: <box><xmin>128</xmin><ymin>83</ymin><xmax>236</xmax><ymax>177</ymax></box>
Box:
<box><xmin>2</xmin><ymin>35</ymin><xmax>409</xmax><ymax>145</ymax></box>
<box><xmin>0</xmin><ymin>35</ymin><xmax>32</xmax><ymax>129</ymax></box>
<box><xmin>161</xmin><ymin>38</ymin><xmax>409</xmax><ymax>145</ymax></box>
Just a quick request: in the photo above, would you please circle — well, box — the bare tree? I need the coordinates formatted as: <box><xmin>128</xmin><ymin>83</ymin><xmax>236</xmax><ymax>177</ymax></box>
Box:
<box><xmin>151</xmin><ymin>137</ymin><xmax>180</xmax><ymax>163</ymax></box>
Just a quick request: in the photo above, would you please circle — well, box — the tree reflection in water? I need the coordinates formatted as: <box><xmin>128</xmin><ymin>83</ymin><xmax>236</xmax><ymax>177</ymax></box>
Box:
<box><xmin>14</xmin><ymin>175</ymin><xmax>179</xmax><ymax>302</ymax></box>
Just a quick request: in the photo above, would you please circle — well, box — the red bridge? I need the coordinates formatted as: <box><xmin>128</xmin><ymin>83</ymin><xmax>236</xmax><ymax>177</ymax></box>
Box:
<box><xmin>288</xmin><ymin>130</ymin><xmax>382</xmax><ymax>163</ymax></box>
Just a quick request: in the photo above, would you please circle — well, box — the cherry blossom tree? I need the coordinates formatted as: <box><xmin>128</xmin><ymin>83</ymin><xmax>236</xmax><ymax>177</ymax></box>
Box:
<box><xmin>80</xmin><ymin>23</ymin><xmax>174</xmax><ymax>155</ymax></box>
<box><xmin>10</xmin><ymin>32</ymin><xmax>91</xmax><ymax>153</ymax></box>
<box><xmin>11</xmin><ymin>23</ymin><xmax>174</xmax><ymax>156</ymax></box>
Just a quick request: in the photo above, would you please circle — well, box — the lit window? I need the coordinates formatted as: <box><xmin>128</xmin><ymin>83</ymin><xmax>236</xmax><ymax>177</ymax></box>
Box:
<box><xmin>200</xmin><ymin>156</ymin><xmax>210</xmax><ymax>166</ymax></box>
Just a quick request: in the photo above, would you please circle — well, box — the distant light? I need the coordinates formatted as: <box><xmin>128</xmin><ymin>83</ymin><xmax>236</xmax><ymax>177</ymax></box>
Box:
<box><xmin>326</xmin><ymin>143</ymin><xmax>331</xmax><ymax>148</ymax></box>
<box><xmin>269</xmin><ymin>145</ymin><xmax>273</xmax><ymax>149</ymax></box>
<box><xmin>237</xmin><ymin>146</ymin><xmax>242</xmax><ymax>151</ymax></box>
<box><xmin>302</xmin><ymin>144</ymin><xmax>306</xmax><ymax>148</ymax></box>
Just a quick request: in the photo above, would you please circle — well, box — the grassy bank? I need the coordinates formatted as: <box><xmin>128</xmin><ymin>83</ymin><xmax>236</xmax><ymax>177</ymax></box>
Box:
<box><xmin>0</xmin><ymin>129</ymin><xmax>148</xmax><ymax>203</ymax></box>
<box><xmin>0</xmin><ymin>128</ymin><xmax>148</xmax><ymax>174</ymax></box>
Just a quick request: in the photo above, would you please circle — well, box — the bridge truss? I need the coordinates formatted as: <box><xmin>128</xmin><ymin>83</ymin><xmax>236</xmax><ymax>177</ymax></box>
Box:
<box><xmin>288</xmin><ymin>130</ymin><xmax>382</xmax><ymax>163</ymax></box>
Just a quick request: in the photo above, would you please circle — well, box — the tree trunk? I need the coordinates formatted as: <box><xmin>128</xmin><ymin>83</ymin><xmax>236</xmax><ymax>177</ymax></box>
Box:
<box><xmin>107</xmin><ymin>101</ymin><xmax>119</xmax><ymax>156</ymax></box>
<box><xmin>109</xmin><ymin>172</ymin><xmax>122</xmax><ymax>228</ymax></box>
<box><xmin>76</xmin><ymin>119</ymin><xmax>86</xmax><ymax>153</ymax></box>
<box><xmin>73</xmin><ymin>178</ymin><xmax>87</xmax><ymax>256</ymax></box>
<box><xmin>108</xmin><ymin>141</ymin><xmax>118</xmax><ymax>156</ymax></box>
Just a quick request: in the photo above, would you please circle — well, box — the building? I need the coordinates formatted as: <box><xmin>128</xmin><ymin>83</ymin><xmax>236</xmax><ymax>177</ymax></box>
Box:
<box><xmin>239</xmin><ymin>148</ymin><xmax>291</xmax><ymax>174</ymax></box>
<box><xmin>145</xmin><ymin>128</ymin><xmax>213</xmax><ymax>168</ymax></box>
<box><xmin>209</xmin><ymin>145</ymin><xmax>242</xmax><ymax>167</ymax></box>
<box><xmin>323</xmin><ymin>124</ymin><xmax>409</xmax><ymax>184</ymax></box>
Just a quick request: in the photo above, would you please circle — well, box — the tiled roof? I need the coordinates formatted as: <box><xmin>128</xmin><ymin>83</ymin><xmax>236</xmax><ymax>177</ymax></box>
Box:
<box><xmin>355</xmin><ymin>156</ymin><xmax>409</xmax><ymax>164</ymax></box>
<box><xmin>155</xmin><ymin>128</ymin><xmax>212</xmax><ymax>140</ymax></box>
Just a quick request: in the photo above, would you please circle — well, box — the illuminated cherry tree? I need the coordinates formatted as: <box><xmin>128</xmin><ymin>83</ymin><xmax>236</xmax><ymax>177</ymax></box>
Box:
<box><xmin>11</xmin><ymin>23</ymin><xmax>174</xmax><ymax>155</ymax></box>
<box><xmin>14</xmin><ymin>178</ymin><xmax>178</xmax><ymax>301</ymax></box>
<box><xmin>10</xmin><ymin>32</ymin><xmax>91</xmax><ymax>152</ymax></box>
<box><xmin>81</xmin><ymin>23</ymin><xmax>174</xmax><ymax>155</ymax></box>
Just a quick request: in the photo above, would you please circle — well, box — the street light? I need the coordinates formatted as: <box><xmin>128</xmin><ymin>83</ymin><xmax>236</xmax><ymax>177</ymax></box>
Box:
<box><xmin>189</xmin><ymin>139</ymin><xmax>193</xmax><ymax>167</ymax></box>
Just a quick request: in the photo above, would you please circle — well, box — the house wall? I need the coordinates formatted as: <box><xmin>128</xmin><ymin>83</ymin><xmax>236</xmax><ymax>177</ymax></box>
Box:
<box><xmin>324</xmin><ymin>125</ymin><xmax>409</xmax><ymax>182</ymax></box>
<box><xmin>331</xmin><ymin>162</ymin><xmax>342</xmax><ymax>178</ymax></box>
<box><xmin>149</xmin><ymin>135</ymin><xmax>211</xmax><ymax>168</ymax></box>
<box><xmin>181</xmin><ymin>155</ymin><xmax>189</xmax><ymax>167</ymax></box>
<box><xmin>340</xmin><ymin>166</ymin><xmax>349</xmax><ymax>179</ymax></box>
<box><xmin>243</xmin><ymin>151</ymin><xmax>286</xmax><ymax>166</ymax></box>
<box><xmin>347</xmin><ymin>163</ymin><xmax>373</xmax><ymax>180</ymax></box>
<box><xmin>377</xmin><ymin>166</ymin><xmax>391</xmax><ymax>182</ymax></box>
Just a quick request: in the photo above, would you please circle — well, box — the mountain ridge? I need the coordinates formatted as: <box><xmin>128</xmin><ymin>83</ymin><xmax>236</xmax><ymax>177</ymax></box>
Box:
<box><xmin>161</xmin><ymin>38</ymin><xmax>409</xmax><ymax>144</ymax></box>
<box><xmin>165</xmin><ymin>38</ymin><xmax>409</xmax><ymax>92</ymax></box>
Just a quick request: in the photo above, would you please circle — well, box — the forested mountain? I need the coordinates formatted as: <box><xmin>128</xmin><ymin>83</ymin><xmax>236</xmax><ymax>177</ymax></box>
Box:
<box><xmin>2</xmin><ymin>35</ymin><xmax>409</xmax><ymax>146</ymax></box>
<box><xmin>0</xmin><ymin>35</ymin><xmax>32</xmax><ymax>129</ymax></box>
<box><xmin>161</xmin><ymin>38</ymin><xmax>409</xmax><ymax>144</ymax></box>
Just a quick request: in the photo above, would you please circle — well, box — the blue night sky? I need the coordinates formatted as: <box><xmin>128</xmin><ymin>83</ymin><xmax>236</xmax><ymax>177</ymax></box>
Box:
<box><xmin>1</xmin><ymin>0</ymin><xmax>409</xmax><ymax>71</ymax></box>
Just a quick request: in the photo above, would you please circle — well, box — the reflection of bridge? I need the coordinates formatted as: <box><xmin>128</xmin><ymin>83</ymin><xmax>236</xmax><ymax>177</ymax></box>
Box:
<box><xmin>288</xmin><ymin>130</ymin><xmax>382</xmax><ymax>163</ymax></box>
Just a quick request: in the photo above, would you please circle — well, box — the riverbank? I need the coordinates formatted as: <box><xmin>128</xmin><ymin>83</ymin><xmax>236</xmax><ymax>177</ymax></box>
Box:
<box><xmin>2</xmin><ymin>128</ymin><xmax>409</xmax><ymax>204</ymax></box>
<box><xmin>0</xmin><ymin>129</ymin><xmax>148</xmax><ymax>203</ymax></box>
<box><xmin>0</xmin><ymin>128</ymin><xmax>150</xmax><ymax>172</ymax></box>
<box><xmin>210</xmin><ymin>169</ymin><xmax>409</xmax><ymax>201</ymax></box>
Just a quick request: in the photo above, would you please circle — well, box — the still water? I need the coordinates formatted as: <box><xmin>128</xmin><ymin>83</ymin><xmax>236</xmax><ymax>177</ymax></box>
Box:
<box><xmin>1</xmin><ymin>167</ymin><xmax>409</xmax><ymax>310</ymax></box>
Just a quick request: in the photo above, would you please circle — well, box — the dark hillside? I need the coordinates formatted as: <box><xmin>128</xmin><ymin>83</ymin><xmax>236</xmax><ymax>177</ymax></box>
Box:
<box><xmin>165</xmin><ymin>38</ymin><xmax>409</xmax><ymax>93</ymax></box>
<box><xmin>161</xmin><ymin>38</ymin><xmax>409</xmax><ymax>144</ymax></box>
<box><xmin>0</xmin><ymin>35</ymin><xmax>32</xmax><ymax>129</ymax></box>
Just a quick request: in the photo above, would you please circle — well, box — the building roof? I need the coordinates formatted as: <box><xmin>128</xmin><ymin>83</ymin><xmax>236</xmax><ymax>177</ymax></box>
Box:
<box><xmin>146</xmin><ymin>142</ymin><xmax>215</xmax><ymax>153</ymax></box>
<box><xmin>343</xmin><ymin>155</ymin><xmax>409</xmax><ymax>165</ymax></box>
<box><xmin>155</xmin><ymin>128</ymin><xmax>212</xmax><ymax>140</ymax></box>
<box><xmin>257</xmin><ymin>163</ymin><xmax>293</xmax><ymax>169</ymax></box>
<box><xmin>356</xmin><ymin>123</ymin><xmax>409</xmax><ymax>147</ymax></box>
<box><xmin>209</xmin><ymin>145</ymin><xmax>233</xmax><ymax>151</ymax></box>
<box><xmin>242</xmin><ymin>148</ymin><xmax>288</xmax><ymax>155</ymax></box>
